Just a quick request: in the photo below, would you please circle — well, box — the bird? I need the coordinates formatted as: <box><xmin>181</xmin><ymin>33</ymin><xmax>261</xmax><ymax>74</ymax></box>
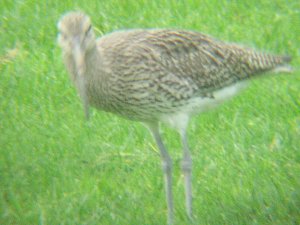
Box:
<box><xmin>57</xmin><ymin>11</ymin><xmax>292</xmax><ymax>225</ymax></box>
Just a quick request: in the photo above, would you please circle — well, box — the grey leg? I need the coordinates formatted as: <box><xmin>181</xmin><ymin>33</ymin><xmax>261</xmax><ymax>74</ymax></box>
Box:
<box><xmin>180</xmin><ymin>129</ymin><xmax>193</xmax><ymax>218</ymax></box>
<box><xmin>148</xmin><ymin>123</ymin><xmax>174</xmax><ymax>225</ymax></box>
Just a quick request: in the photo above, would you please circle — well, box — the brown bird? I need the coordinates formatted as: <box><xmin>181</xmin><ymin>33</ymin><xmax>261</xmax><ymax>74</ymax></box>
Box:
<box><xmin>57</xmin><ymin>11</ymin><xmax>292</xmax><ymax>224</ymax></box>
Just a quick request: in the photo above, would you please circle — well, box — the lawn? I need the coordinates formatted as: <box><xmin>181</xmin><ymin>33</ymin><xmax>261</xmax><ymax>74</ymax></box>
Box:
<box><xmin>0</xmin><ymin>0</ymin><xmax>299</xmax><ymax>224</ymax></box>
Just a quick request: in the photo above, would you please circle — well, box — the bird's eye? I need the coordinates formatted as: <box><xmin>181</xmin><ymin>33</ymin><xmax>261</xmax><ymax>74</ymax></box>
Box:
<box><xmin>85</xmin><ymin>25</ymin><xmax>92</xmax><ymax>36</ymax></box>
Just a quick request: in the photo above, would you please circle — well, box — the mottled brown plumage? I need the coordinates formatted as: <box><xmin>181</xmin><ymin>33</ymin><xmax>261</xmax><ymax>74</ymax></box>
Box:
<box><xmin>57</xmin><ymin>11</ymin><xmax>292</xmax><ymax>224</ymax></box>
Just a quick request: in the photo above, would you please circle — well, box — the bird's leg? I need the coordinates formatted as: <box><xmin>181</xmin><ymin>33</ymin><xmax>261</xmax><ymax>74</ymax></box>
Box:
<box><xmin>180</xmin><ymin>129</ymin><xmax>193</xmax><ymax>219</ymax></box>
<box><xmin>148</xmin><ymin>123</ymin><xmax>174</xmax><ymax>225</ymax></box>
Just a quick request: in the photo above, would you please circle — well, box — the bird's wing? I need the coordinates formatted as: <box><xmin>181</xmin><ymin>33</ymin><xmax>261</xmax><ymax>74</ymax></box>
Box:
<box><xmin>141</xmin><ymin>30</ymin><xmax>291</xmax><ymax>95</ymax></box>
<box><xmin>139</xmin><ymin>30</ymin><xmax>241</xmax><ymax>98</ymax></box>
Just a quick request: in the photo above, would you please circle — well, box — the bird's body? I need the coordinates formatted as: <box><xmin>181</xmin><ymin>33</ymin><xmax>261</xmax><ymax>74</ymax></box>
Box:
<box><xmin>57</xmin><ymin>12</ymin><xmax>292</xmax><ymax>225</ymax></box>
<box><xmin>61</xmin><ymin>28</ymin><xmax>290</xmax><ymax>123</ymax></box>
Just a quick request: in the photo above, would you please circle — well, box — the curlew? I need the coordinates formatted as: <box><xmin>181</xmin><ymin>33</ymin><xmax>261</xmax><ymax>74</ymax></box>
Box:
<box><xmin>57</xmin><ymin>11</ymin><xmax>292</xmax><ymax>224</ymax></box>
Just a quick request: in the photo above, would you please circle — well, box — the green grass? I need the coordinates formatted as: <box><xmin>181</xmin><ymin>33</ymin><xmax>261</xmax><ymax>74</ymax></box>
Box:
<box><xmin>1</xmin><ymin>0</ymin><xmax>299</xmax><ymax>224</ymax></box>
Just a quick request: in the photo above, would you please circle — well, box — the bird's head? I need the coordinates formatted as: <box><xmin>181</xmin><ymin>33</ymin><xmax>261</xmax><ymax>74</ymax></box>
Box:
<box><xmin>57</xmin><ymin>11</ymin><xmax>96</xmax><ymax>75</ymax></box>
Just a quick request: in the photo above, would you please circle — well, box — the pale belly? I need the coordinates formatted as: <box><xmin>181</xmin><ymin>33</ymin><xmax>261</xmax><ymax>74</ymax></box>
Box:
<box><xmin>159</xmin><ymin>81</ymin><xmax>248</xmax><ymax>130</ymax></box>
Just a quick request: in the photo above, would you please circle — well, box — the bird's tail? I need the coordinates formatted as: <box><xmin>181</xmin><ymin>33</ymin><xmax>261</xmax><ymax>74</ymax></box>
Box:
<box><xmin>230</xmin><ymin>43</ymin><xmax>294</xmax><ymax>78</ymax></box>
<box><xmin>269</xmin><ymin>55</ymin><xmax>293</xmax><ymax>73</ymax></box>
<box><xmin>244</xmin><ymin>49</ymin><xmax>293</xmax><ymax>75</ymax></box>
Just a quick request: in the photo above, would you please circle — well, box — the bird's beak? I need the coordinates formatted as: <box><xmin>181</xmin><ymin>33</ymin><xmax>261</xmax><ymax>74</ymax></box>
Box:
<box><xmin>73</xmin><ymin>38</ymin><xmax>85</xmax><ymax>76</ymax></box>
<box><xmin>72</xmin><ymin>37</ymin><xmax>90</xmax><ymax>120</ymax></box>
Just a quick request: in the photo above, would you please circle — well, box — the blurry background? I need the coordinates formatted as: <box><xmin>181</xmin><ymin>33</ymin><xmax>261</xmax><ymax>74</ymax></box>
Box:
<box><xmin>1</xmin><ymin>0</ymin><xmax>299</xmax><ymax>224</ymax></box>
